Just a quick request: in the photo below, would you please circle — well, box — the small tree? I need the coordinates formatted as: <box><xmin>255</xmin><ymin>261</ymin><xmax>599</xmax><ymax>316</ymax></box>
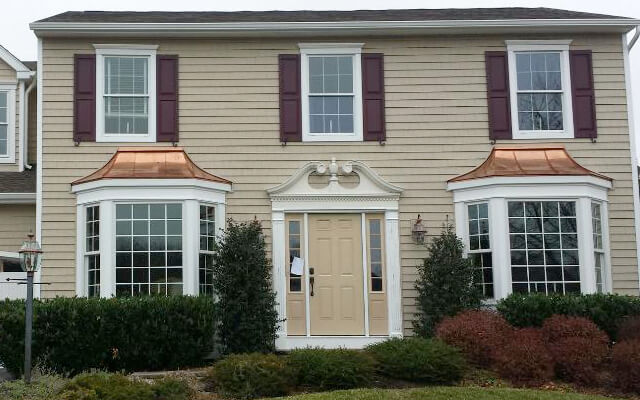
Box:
<box><xmin>413</xmin><ymin>224</ymin><xmax>483</xmax><ymax>337</ymax></box>
<box><xmin>212</xmin><ymin>219</ymin><xmax>280</xmax><ymax>354</ymax></box>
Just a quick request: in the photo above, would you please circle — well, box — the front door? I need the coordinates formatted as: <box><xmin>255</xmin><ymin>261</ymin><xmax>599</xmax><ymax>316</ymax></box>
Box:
<box><xmin>308</xmin><ymin>214</ymin><xmax>365</xmax><ymax>335</ymax></box>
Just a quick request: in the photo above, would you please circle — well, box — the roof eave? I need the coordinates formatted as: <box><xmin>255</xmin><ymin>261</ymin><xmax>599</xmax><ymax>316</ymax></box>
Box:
<box><xmin>29</xmin><ymin>18</ymin><xmax>640</xmax><ymax>37</ymax></box>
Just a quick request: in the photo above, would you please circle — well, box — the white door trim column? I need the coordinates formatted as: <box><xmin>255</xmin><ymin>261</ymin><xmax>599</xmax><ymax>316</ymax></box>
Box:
<box><xmin>384</xmin><ymin>210</ymin><xmax>402</xmax><ymax>338</ymax></box>
<box><xmin>272</xmin><ymin>210</ymin><xmax>287</xmax><ymax>338</ymax></box>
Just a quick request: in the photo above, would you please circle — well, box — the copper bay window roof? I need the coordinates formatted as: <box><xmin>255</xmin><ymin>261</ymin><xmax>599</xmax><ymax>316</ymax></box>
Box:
<box><xmin>72</xmin><ymin>147</ymin><xmax>231</xmax><ymax>185</ymax></box>
<box><xmin>449</xmin><ymin>145</ymin><xmax>612</xmax><ymax>183</ymax></box>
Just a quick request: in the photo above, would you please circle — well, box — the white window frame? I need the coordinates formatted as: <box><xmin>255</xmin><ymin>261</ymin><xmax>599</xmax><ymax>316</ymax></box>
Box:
<box><xmin>449</xmin><ymin>175</ymin><xmax>612</xmax><ymax>300</ymax></box>
<box><xmin>94</xmin><ymin>45</ymin><xmax>157</xmax><ymax>143</ymax></box>
<box><xmin>299</xmin><ymin>43</ymin><xmax>363</xmax><ymax>142</ymax></box>
<box><xmin>506</xmin><ymin>40</ymin><xmax>574</xmax><ymax>140</ymax></box>
<box><xmin>0</xmin><ymin>84</ymin><xmax>16</xmax><ymax>163</ymax></box>
<box><xmin>72</xmin><ymin>179</ymin><xmax>230</xmax><ymax>298</ymax></box>
<box><xmin>591</xmin><ymin>200</ymin><xmax>612</xmax><ymax>293</ymax></box>
<box><xmin>84</xmin><ymin>203</ymin><xmax>101</xmax><ymax>297</ymax></box>
<box><xmin>198</xmin><ymin>202</ymin><xmax>217</xmax><ymax>296</ymax></box>
<box><xmin>465</xmin><ymin>201</ymin><xmax>495</xmax><ymax>299</ymax></box>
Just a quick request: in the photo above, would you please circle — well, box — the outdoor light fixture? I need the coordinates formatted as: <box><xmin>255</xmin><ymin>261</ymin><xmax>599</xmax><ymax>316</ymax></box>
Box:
<box><xmin>18</xmin><ymin>233</ymin><xmax>42</xmax><ymax>384</ymax></box>
<box><xmin>411</xmin><ymin>215</ymin><xmax>427</xmax><ymax>245</ymax></box>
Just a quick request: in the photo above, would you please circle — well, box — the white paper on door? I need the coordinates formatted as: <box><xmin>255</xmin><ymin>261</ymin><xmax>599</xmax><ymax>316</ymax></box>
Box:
<box><xmin>290</xmin><ymin>257</ymin><xmax>304</xmax><ymax>276</ymax></box>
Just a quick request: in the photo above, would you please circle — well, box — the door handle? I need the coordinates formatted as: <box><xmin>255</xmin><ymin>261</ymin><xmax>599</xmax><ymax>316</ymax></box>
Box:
<box><xmin>309</xmin><ymin>267</ymin><xmax>315</xmax><ymax>297</ymax></box>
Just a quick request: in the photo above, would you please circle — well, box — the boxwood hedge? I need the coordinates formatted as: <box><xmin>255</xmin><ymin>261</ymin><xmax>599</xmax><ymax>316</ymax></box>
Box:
<box><xmin>0</xmin><ymin>296</ymin><xmax>217</xmax><ymax>376</ymax></box>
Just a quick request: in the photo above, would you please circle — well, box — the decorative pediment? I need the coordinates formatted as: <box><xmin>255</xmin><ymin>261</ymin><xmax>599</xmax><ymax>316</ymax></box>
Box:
<box><xmin>267</xmin><ymin>158</ymin><xmax>402</xmax><ymax>201</ymax></box>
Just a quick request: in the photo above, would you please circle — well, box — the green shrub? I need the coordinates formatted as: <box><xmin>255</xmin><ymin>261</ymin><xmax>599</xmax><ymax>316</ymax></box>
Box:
<box><xmin>366</xmin><ymin>338</ymin><xmax>465</xmax><ymax>384</ymax></box>
<box><xmin>213</xmin><ymin>220</ymin><xmax>280</xmax><ymax>354</ymax></box>
<box><xmin>205</xmin><ymin>353</ymin><xmax>291</xmax><ymax>399</ymax></box>
<box><xmin>287</xmin><ymin>348</ymin><xmax>375</xmax><ymax>390</ymax></box>
<box><xmin>0</xmin><ymin>296</ymin><xmax>217</xmax><ymax>376</ymax></box>
<box><xmin>55</xmin><ymin>373</ymin><xmax>192</xmax><ymax>400</ymax></box>
<box><xmin>413</xmin><ymin>225</ymin><xmax>483</xmax><ymax>336</ymax></box>
<box><xmin>0</xmin><ymin>374</ymin><xmax>67</xmax><ymax>400</ymax></box>
<box><xmin>497</xmin><ymin>293</ymin><xmax>640</xmax><ymax>339</ymax></box>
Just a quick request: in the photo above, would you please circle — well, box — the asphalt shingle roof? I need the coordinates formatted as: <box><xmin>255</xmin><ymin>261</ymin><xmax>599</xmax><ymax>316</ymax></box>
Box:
<box><xmin>0</xmin><ymin>168</ymin><xmax>36</xmax><ymax>194</ymax></box>
<box><xmin>35</xmin><ymin>8</ymin><xmax>629</xmax><ymax>24</ymax></box>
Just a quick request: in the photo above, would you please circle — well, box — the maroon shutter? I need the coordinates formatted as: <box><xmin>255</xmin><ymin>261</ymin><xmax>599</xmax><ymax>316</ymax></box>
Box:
<box><xmin>362</xmin><ymin>53</ymin><xmax>386</xmax><ymax>142</ymax></box>
<box><xmin>485</xmin><ymin>51</ymin><xmax>512</xmax><ymax>140</ymax></box>
<box><xmin>73</xmin><ymin>54</ymin><xmax>96</xmax><ymax>142</ymax></box>
<box><xmin>570</xmin><ymin>50</ymin><xmax>597</xmax><ymax>139</ymax></box>
<box><xmin>279</xmin><ymin>54</ymin><xmax>302</xmax><ymax>143</ymax></box>
<box><xmin>157</xmin><ymin>55</ymin><xmax>179</xmax><ymax>143</ymax></box>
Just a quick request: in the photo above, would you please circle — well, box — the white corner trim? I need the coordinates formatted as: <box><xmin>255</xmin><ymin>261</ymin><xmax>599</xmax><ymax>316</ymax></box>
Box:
<box><xmin>35</xmin><ymin>37</ymin><xmax>43</xmax><ymax>299</ymax></box>
<box><xmin>95</xmin><ymin>47</ymin><xmax>157</xmax><ymax>143</ymax></box>
<box><xmin>622</xmin><ymin>33</ymin><xmax>640</xmax><ymax>294</ymax></box>
<box><xmin>93</xmin><ymin>44</ymin><xmax>159</xmax><ymax>50</ymax></box>
<box><xmin>0</xmin><ymin>45</ymin><xmax>31</xmax><ymax>73</ymax></box>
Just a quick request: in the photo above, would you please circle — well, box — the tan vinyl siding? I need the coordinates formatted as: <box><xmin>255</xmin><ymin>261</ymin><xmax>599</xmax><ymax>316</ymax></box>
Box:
<box><xmin>0</xmin><ymin>204</ymin><xmax>35</xmax><ymax>253</ymax></box>
<box><xmin>40</xmin><ymin>34</ymin><xmax>639</xmax><ymax>331</ymax></box>
<box><xmin>0</xmin><ymin>58</ymin><xmax>19</xmax><ymax>172</ymax></box>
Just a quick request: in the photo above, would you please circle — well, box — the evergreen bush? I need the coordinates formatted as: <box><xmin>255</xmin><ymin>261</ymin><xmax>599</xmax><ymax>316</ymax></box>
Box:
<box><xmin>413</xmin><ymin>224</ymin><xmax>483</xmax><ymax>336</ymax></box>
<box><xmin>56</xmin><ymin>373</ymin><xmax>192</xmax><ymax>400</ymax></box>
<box><xmin>212</xmin><ymin>219</ymin><xmax>280</xmax><ymax>354</ymax></box>
<box><xmin>287</xmin><ymin>348</ymin><xmax>375</xmax><ymax>390</ymax></box>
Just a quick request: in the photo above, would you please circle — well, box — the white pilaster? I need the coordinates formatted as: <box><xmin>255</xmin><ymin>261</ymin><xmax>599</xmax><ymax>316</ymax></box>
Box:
<box><xmin>578</xmin><ymin>197</ymin><xmax>596</xmax><ymax>293</ymax></box>
<box><xmin>489</xmin><ymin>198</ymin><xmax>511</xmax><ymax>299</ymax></box>
<box><xmin>272</xmin><ymin>211</ymin><xmax>287</xmax><ymax>337</ymax></box>
<box><xmin>75</xmin><ymin>205</ymin><xmax>85</xmax><ymax>296</ymax></box>
<box><xmin>385</xmin><ymin>210</ymin><xmax>403</xmax><ymax>338</ymax></box>
<box><xmin>99</xmin><ymin>200</ymin><xmax>115</xmax><ymax>298</ymax></box>
<box><xmin>183</xmin><ymin>200</ymin><xmax>199</xmax><ymax>295</ymax></box>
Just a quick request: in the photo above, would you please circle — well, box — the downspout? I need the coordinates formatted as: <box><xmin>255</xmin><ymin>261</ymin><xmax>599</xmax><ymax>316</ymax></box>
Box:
<box><xmin>18</xmin><ymin>80</ymin><xmax>25</xmax><ymax>172</ymax></box>
<box><xmin>23</xmin><ymin>77</ymin><xmax>36</xmax><ymax>170</ymax></box>
<box><xmin>629</xmin><ymin>25</ymin><xmax>640</xmax><ymax>50</ymax></box>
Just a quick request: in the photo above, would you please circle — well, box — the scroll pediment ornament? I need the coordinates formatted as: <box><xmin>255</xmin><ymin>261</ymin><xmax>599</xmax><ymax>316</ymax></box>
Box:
<box><xmin>267</xmin><ymin>157</ymin><xmax>403</xmax><ymax>200</ymax></box>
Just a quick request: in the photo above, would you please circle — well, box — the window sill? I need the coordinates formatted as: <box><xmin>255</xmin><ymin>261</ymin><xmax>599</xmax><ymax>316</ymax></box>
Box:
<box><xmin>512</xmin><ymin>131</ymin><xmax>574</xmax><ymax>140</ymax></box>
<box><xmin>97</xmin><ymin>134</ymin><xmax>156</xmax><ymax>143</ymax></box>
<box><xmin>302</xmin><ymin>134</ymin><xmax>363</xmax><ymax>142</ymax></box>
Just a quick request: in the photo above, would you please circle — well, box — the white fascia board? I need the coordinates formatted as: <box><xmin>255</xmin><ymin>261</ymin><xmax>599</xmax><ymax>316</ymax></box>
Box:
<box><xmin>447</xmin><ymin>175</ymin><xmax>612</xmax><ymax>192</ymax></box>
<box><xmin>0</xmin><ymin>251</ymin><xmax>19</xmax><ymax>259</ymax></box>
<box><xmin>0</xmin><ymin>45</ymin><xmax>31</xmax><ymax>73</ymax></box>
<box><xmin>0</xmin><ymin>193</ymin><xmax>37</xmax><ymax>204</ymax></box>
<box><xmin>29</xmin><ymin>18</ymin><xmax>640</xmax><ymax>37</ymax></box>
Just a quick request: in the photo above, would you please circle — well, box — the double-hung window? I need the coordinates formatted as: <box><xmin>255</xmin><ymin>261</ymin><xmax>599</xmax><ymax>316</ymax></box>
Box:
<box><xmin>467</xmin><ymin>203</ymin><xmax>493</xmax><ymax>298</ymax></box>
<box><xmin>199</xmin><ymin>205</ymin><xmax>216</xmax><ymax>295</ymax></box>
<box><xmin>506</xmin><ymin>41</ymin><xmax>573</xmax><ymax>139</ymax></box>
<box><xmin>85</xmin><ymin>205</ymin><xmax>100</xmax><ymax>297</ymax></box>
<box><xmin>0</xmin><ymin>86</ymin><xmax>15</xmax><ymax>162</ymax></box>
<box><xmin>300</xmin><ymin>44</ymin><xmax>363</xmax><ymax>142</ymax></box>
<box><xmin>592</xmin><ymin>202</ymin><xmax>606</xmax><ymax>293</ymax></box>
<box><xmin>95</xmin><ymin>46</ymin><xmax>157</xmax><ymax>142</ymax></box>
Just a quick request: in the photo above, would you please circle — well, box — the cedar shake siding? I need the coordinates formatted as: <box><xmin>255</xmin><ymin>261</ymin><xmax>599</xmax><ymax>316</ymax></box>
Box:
<box><xmin>40</xmin><ymin>34</ymin><xmax>638</xmax><ymax>333</ymax></box>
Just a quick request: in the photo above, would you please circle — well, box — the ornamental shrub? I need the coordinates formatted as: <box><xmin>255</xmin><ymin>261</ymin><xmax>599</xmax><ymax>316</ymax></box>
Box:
<box><xmin>616</xmin><ymin>316</ymin><xmax>640</xmax><ymax>341</ymax></box>
<box><xmin>492</xmin><ymin>328</ymin><xmax>554</xmax><ymax>387</ymax></box>
<box><xmin>205</xmin><ymin>353</ymin><xmax>291</xmax><ymax>399</ymax></box>
<box><xmin>413</xmin><ymin>224</ymin><xmax>483</xmax><ymax>336</ymax></box>
<box><xmin>212</xmin><ymin>219</ymin><xmax>279</xmax><ymax>354</ymax></box>
<box><xmin>434</xmin><ymin>310</ymin><xmax>513</xmax><ymax>367</ymax></box>
<box><xmin>287</xmin><ymin>348</ymin><xmax>375</xmax><ymax>390</ymax></box>
<box><xmin>0</xmin><ymin>374</ymin><xmax>67</xmax><ymax>400</ymax></box>
<box><xmin>610</xmin><ymin>339</ymin><xmax>640</xmax><ymax>393</ymax></box>
<box><xmin>366</xmin><ymin>338</ymin><xmax>465</xmax><ymax>384</ymax></box>
<box><xmin>0</xmin><ymin>296</ymin><xmax>217</xmax><ymax>376</ymax></box>
<box><xmin>56</xmin><ymin>373</ymin><xmax>192</xmax><ymax>400</ymax></box>
<box><xmin>541</xmin><ymin>315</ymin><xmax>609</xmax><ymax>385</ymax></box>
<box><xmin>497</xmin><ymin>293</ymin><xmax>640</xmax><ymax>339</ymax></box>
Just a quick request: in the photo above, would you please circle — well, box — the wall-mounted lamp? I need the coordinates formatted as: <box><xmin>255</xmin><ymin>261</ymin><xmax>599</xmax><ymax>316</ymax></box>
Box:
<box><xmin>411</xmin><ymin>214</ymin><xmax>427</xmax><ymax>245</ymax></box>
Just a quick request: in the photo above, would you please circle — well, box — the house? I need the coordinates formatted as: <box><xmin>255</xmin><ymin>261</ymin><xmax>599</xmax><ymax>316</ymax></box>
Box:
<box><xmin>21</xmin><ymin>7</ymin><xmax>640</xmax><ymax>349</ymax></box>
<box><xmin>0</xmin><ymin>45</ymin><xmax>36</xmax><ymax>299</ymax></box>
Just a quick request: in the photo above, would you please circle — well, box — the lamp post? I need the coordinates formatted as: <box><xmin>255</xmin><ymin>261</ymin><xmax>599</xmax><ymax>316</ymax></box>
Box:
<box><xmin>18</xmin><ymin>233</ymin><xmax>42</xmax><ymax>384</ymax></box>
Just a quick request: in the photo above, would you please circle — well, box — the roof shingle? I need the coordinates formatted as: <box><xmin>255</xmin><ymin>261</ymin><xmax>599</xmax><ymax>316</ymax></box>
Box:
<box><xmin>0</xmin><ymin>168</ymin><xmax>36</xmax><ymax>194</ymax></box>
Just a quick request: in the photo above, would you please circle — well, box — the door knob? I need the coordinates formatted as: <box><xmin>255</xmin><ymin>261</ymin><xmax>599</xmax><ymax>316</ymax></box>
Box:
<box><xmin>309</xmin><ymin>267</ymin><xmax>315</xmax><ymax>296</ymax></box>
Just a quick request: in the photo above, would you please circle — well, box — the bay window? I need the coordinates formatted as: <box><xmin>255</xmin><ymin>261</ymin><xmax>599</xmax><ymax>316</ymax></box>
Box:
<box><xmin>467</xmin><ymin>203</ymin><xmax>494</xmax><ymax>298</ymax></box>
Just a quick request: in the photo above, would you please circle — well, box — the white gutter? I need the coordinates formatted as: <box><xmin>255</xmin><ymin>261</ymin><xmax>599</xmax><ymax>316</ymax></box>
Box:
<box><xmin>30</xmin><ymin>18</ymin><xmax>640</xmax><ymax>36</ymax></box>
<box><xmin>23</xmin><ymin>77</ymin><xmax>36</xmax><ymax>170</ymax></box>
<box><xmin>0</xmin><ymin>193</ymin><xmax>36</xmax><ymax>204</ymax></box>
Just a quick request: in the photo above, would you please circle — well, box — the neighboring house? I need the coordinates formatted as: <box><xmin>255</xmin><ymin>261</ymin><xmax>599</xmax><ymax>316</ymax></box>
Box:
<box><xmin>0</xmin><ymin>45</ymin><xmax>36</xmax><ymax>300</ymax></box>
<box><xmin>23</xmin><ymin>7</ymin><xmax>640</xmax><ymax>349</ymax></box>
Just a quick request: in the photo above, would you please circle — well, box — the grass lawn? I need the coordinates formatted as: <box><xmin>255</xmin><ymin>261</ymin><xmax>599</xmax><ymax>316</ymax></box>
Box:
<box><xmin>278</xmin><ymin>387</ymin><xmax>625</xmax><ymax>400</ymax></box>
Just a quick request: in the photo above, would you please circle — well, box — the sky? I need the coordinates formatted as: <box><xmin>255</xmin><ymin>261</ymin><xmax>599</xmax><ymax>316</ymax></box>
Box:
<box><xmin>1</xmin><ymin>0</ymin><xmax>640</xmax><ymax>158</ymax></box>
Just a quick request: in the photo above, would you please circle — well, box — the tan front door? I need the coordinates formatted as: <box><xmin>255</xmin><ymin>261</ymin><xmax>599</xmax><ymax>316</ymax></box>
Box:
<box><xmin>308</xmin><ymin>214</ymin><xmax>365</xmax><ymax>335</ymax></box>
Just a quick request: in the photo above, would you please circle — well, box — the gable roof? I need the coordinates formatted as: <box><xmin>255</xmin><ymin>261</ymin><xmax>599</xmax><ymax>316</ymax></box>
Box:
<box><xmin>0</xmin><ymin>45</ymin><xmax>32</xmax><ymax>74</ymax></box>
<box><xmin>35</xmin><ymin>8</ymin><xmax>630</xmax><ymax>24</ymax></box>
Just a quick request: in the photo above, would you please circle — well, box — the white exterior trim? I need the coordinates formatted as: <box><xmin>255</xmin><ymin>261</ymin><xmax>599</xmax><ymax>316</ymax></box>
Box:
<box><xmin>622</xmin><ymin>33</ymin><xmax>640</xmax><ymax>294</ymax></box>
<box><xmin>299</xmin><ymin>44</ymin><xmax>363</xmax><ymax>142</ymax></box>
<box><xmin>0</xmin><ymin>251</ymin><xmax>19</xmax><ymax>259</ymax></box>
<box><xmin>268</xmin><ymin>158</ymin><xmax>403</xmax><ymax>349</ymax></box>
<box><xmin>0</xmin><ymin>45</ymin><xmax>31</xmax><ymax>74</ymax></box>
<box><xmin>506</xmin><ymin>40</ymin><xmax>575</xmax><ymax>140</ymax></box>
<box><xmin>447</xmin><ymin>176</ymin><xmax>611</xmax><ymax>299</ymax></box>
<box><xmin>35</xmin><ymin>37</ymin><xmax>43</xmax><ymax>299</ymax></box>
<box><xmin>0</xmin><ymin>85</ymin><xmax>16</xmax><ymax>163</ymax></box>
<box><xmin>72</xmin><ymin>179</ymin><xmax>231</xmax><ymax>298</ymax></box>
<box><xmin>0</xmin><ymin>193</ymin><xmax>36</xmax><ymax>204</ymax></box>
<box><xmin>30</xmin><ymin>18</ymin><xmax>640</xmax><ymax>38</ymax></box>
<box><xmin>95</xmin><ymin>46</ymin><xmax>157</xmax><ymax>143</ymax></box>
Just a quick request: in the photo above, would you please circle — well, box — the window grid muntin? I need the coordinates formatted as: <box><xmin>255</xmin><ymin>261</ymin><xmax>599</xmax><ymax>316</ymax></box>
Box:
<box><xmin>508</xmin><ymin>201</ymin><xmax>580</xmax><ymax>295</ymax></box>
<box><xmin>592</xmin><ymin>202</ymin><xmax>605</xmax><ymax>293</ymax></box>
<box><xmin>368</xmin><ymin>218</ymin><xmax>384</xmax><ymax>292</ymax></box>
<box><xmin>115</xmin><ymin>203</ymin><xmax>183</xmax><ymax>296</ymax></box>
<box><xmin>85</xmin><ymin>205</ymin><xmax>100</xmax><ymax>297</ymax></box>
<box><xmin>307</xmin><ymin>54</ymin><xmax>355</xmax><ymax>135</ymax></box>
<box><xmin>467</xmin><ymin>202</ymin><xmax>493</xmax><ymax>298</ymax></box>
<box><xmin>288</xmin><ymin>220</ymin><xmax>303</xmax><ymax>292</ymax></box>
<box><xmin>515</xmin><ymin>51</ymin><xmax>564</xmax><ymax>132</ymax></box>
<box><xmin>199</xmin><ymin>204</ymin><xmax>216</xmax><ymax>295</ymax></box>
<box><xmin>0</xmin><ymin>91</ymin><xmax>7</xmax><ymax>156</ymax></box>
<box><xmin>103</xmin><ymin>56</ymin><xmax>150</xmax><ymax>135</ymax></box>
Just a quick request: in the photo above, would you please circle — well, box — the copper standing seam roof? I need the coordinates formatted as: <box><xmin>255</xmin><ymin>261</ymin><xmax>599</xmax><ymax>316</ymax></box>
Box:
<box><xmin>72</xmin><ymin>147</ymin><xmax>232</xmax><ymax>185</ymax></box>
<box><xmin>448</xmin><ymin>145</ymin><xmax>612</xmax><ymax>183</ymax></box>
